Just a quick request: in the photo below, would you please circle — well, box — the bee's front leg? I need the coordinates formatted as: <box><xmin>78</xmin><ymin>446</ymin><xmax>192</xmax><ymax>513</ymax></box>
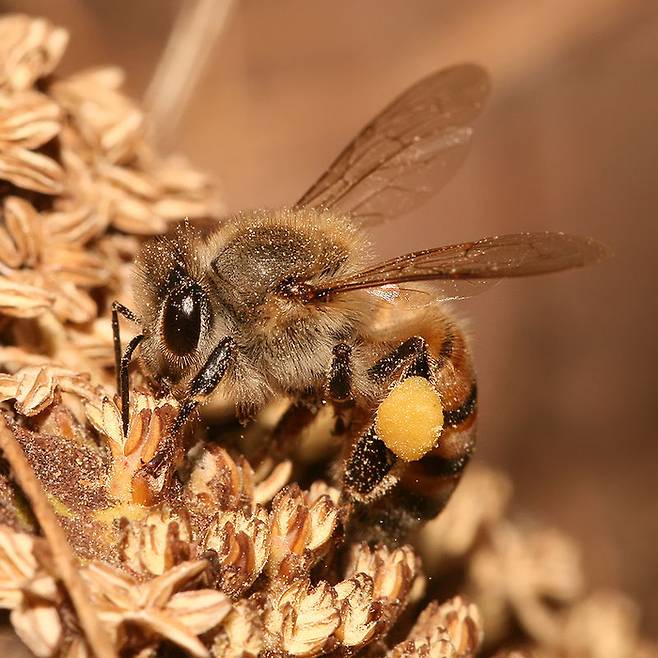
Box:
<box><xmin>172</xmin><ymin>337</ymin><xmax>236</xmax><ymax>433</ymax></box>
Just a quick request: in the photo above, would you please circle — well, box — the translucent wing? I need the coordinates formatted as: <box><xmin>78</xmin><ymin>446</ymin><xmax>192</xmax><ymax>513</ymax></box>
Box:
<box><xmin>296</xmin><ymin>64</ymin><xmax>490</xmax><ymax>226</ymax></box>
<box><xmin>315</xmin><ymin>233</ymin><xmax>608</xmax><ymax>303</ymax></box>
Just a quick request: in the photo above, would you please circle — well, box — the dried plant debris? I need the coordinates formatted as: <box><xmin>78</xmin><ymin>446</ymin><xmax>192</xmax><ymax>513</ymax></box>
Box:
<box><xmin>0</xmin><ymin>11</ymin><xmax>653</xmax><ymax>658</ymax></box>
<box><xmin>0</xmin><ymin>12</ymin><xmax>221</xmax><ymax>389</ymax></box>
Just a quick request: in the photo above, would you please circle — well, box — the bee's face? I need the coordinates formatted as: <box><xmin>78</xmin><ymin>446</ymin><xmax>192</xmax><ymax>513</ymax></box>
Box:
<box><xmin>133</xmin><ymin>232</ymin><xmax>231</xmax><ymax>395</ymax></box>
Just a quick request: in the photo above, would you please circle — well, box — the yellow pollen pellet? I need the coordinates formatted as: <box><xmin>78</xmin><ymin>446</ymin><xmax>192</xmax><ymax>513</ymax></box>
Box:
<box><xmin>375</xmin><ymin>376</ymin><xmax>444</xmax><ymax>462</ymax></box>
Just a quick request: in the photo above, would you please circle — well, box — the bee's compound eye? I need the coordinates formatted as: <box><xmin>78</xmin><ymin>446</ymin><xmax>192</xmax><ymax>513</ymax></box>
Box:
<box><xmin>162</xmin><ymin>285</ymin><xmax>203</xmax><ymax>356</ymax></box>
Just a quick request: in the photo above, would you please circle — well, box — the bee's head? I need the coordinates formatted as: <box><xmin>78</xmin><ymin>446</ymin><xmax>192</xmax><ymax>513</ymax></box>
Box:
<box><xmin>132</xmin><ymin>229</ymin><xmax>230</xmax><ymax>396</ymax></box>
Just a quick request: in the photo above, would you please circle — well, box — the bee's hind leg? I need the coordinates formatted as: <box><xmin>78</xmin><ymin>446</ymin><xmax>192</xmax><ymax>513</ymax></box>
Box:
<box><xmin>342</xmin><ymin>336</ymin><xmax>432</xmax><ymax>501</ymax></box>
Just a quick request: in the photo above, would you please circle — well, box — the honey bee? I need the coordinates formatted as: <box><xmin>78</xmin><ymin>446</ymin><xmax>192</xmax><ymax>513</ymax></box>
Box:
<box><xmin>113</xmin><ymin>64</ymin><xmax>605</xmax><ymax>534</ymax></box>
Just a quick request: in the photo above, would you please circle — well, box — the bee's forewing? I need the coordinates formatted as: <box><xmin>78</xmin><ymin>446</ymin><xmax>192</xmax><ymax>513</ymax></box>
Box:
<box><xmin>320</xmin><ymin>232</ymin><xmax>609</xmax><ymax>303</ymax></box>
<box><xmin>296</xmin><ymin>64</ymin><xmax>490</xmax><ymax>226</ymax></box>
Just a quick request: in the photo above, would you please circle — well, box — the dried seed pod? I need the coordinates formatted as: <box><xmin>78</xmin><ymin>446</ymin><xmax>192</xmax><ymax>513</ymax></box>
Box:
<box><xmin>185</xmin><ymin>446</ymin><xmax>256</xmax><ymax>516</ymax></box>
<box><xmin>264</xmin><ymin>579</ymin><xmax>340</xmax><ymax>657</ymax></box>
<box><xmin>81</xmin><ymin>559</ymin><xmax>230</xmax><ymax>658</ymax></box>
<box><xmin>119</xmin><ymin>506</ymin><xmax>193</xmax><ymax>576</ymax></box>
<box><xmin>418</xmin><ymin>465</ymin><xmax>513</xmax><ymax>567</ymax></box>
<box><xmin>0</xmin><ymin>144</ymin><xmax>64</xmax><ymax>194</ymax></box>
<box><xmin>253</xmin><ymin>459</ymin><xmax>293</xmax><ymax>506</ymax></box>
<box><xmin>345</xmin><ymin>542</ymin><xmax>417</xmax><ymax>604</ymax></box>
<box><xmin>0</xmin><ymin>15</ymin><xmax>68</xmax><ymax>91</ymax></box>
<box><xmin>0</xmin><ymin>196</ymin><xmax>40</xmax><ymax>269</ymax></box>
<box><xmin>0</xmin><ymin>364</ymin><xmax>96</xmax><ymax>415</ymax></box>
<box><xmin>268</xmin><ymin>485</ymin><xmax>340</xmax><ymax>579</ymax></box>
<box><xmin>211</xmin><ymin>598</ymin><xmax>264</xmax><ymax>658</ymax></box>
<box><xmin>0</xmin><ymin>275</ymin><xmax>54</xmax><ymax>319</ymax></box>
<box><xmin>467</xmin><ymin>522</ymin><xmax>584</xmax><ymax>646</ymax></box>
<box><xmin>334</xmin><ymin>572</ymin><xmax>384</xmax><ymax>649</ymax></box>
<box><xmin>50</xmin><ymin>67</ymin><xmax>144</xmax><ymax>164</ymax></box>
<box><xmin>0</xmin><ymin>526</ymin><xmax>62</xmax><ymax>658</ymax></box>
<box><xmin>559</xmin><ymin>591</ymin><xmax>642</xmax><ymax>658</ymax></box>
<box><xmin>203</xmin><ymin>507</ymin><xmax>270</xmax><ymax>598</ymax></box>
<box><xmin>85</xmin><ymin>392</ymin><xmax>179</xmax><ymax>503</ymax></box>
<box><xmin>0</xmin><ymin>90</ymin><xmax>61</xmax><ymax>148</ymax></box>
<box><xmin>390</xmin><ymin>597</ymin><xmax>482</xmax><ymax>658</ymax></box>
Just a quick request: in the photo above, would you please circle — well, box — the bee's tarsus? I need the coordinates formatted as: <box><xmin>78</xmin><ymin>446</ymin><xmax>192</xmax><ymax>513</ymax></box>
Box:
<box><xmin>172</xmin><ymin>399</ymin><xmax>199</xmax><ymax>435</ymax></box>
<box><xmin>111</xmin><ymin>300</ymin><xmax>143</xmax><ymax>437</ymax></box>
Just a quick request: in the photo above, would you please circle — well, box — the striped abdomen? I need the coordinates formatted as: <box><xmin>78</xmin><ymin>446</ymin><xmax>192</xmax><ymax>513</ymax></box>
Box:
<box><xmin>398</xmin><ymin>313</ymin><xmax>477</xmax><ymax>520</ymax></box>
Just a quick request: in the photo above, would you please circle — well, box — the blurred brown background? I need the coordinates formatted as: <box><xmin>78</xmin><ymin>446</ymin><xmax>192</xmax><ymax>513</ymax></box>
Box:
<box><xmin>5</xmin><ymin>0</ymin><xmax>657</xmax><ymax>636</ymax></box>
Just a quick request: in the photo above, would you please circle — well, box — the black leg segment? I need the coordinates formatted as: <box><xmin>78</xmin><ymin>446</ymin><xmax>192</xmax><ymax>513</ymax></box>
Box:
<box><xmin>344</xmin><ymin>425</ymin><xmax>396</xmax><ymax>497</ymax></box>
<box><xmin>328</xmin><ymin>343</ymin><xmax>353</xmax><ymax>403</ymax></box>
<box><xmin>368</xmin><ymin>335</ymin><xmax>430</xmax><ymax>383</ymax></box>
<box><xmin>111</xmin><ymin>301</ymin><xmax>142</xmax><ymax>436</ymax></box>
<box><xmin>173</xmin><ymin>337</ymin><xmax>236</xmax><ymax>433</ymax></box>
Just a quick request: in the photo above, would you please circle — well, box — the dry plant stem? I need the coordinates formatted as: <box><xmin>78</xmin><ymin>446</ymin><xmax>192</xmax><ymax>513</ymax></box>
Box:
<box><xmin>145</xmin><ymin>0</ymin><xmax>236</xmax><ymax>147</ymax></box>
<box><xmin>0</xmin><ymin>418</ymin><xmax>118</xmax><ymax>658</ymax></box>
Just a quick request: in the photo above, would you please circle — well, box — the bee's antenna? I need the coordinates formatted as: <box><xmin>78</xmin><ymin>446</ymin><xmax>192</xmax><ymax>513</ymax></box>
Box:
<box><xmin>111</xmin><ymin>302</ymin><xmax>143</xmax><ymax>437</ymax></box>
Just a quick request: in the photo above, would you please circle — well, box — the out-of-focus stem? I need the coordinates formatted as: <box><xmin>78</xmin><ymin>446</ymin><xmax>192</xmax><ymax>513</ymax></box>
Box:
<box><xmin>144</xmin><ymin>0</ymin><xmax>235</xmax><ymax>149</ymax></box>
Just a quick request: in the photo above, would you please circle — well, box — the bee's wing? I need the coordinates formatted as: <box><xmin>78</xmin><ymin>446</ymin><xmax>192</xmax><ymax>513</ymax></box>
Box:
<box><xmin>315</xmin><ymin>233</ymin><xmax>608</xmax><ymax>303</ymax></box>
<box><xmin>295</xmin><ymin>64</ymin><xmax>490</xmax><ymax>227</ymax></box>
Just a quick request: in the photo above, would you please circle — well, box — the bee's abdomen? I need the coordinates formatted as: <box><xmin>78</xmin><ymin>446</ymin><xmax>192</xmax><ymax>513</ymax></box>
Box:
<box><xmin>398</xmin><ymin>318</ymin><xmax>478</xmax><ymax>520</ymax></box>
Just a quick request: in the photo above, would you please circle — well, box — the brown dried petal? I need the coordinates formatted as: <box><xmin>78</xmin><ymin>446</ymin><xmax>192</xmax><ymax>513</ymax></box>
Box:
<box><xmin>0</xmin><ymin>90</ymin><xmax>61</xmax><ymax>148</ymax></box>
<box><xmin>0</xmin><ymin>15</ymin><xmax>68</xmax><ymax>91</ymax></box>
<box><xmin>0</xmin><ymin>274</ymin><xmax>54</xmax><ymax>318</ymax></box>
<box><xmin>0</xmin><ymin>145</ymin><xmax>64</xmax><ymax>194</ymax></box>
